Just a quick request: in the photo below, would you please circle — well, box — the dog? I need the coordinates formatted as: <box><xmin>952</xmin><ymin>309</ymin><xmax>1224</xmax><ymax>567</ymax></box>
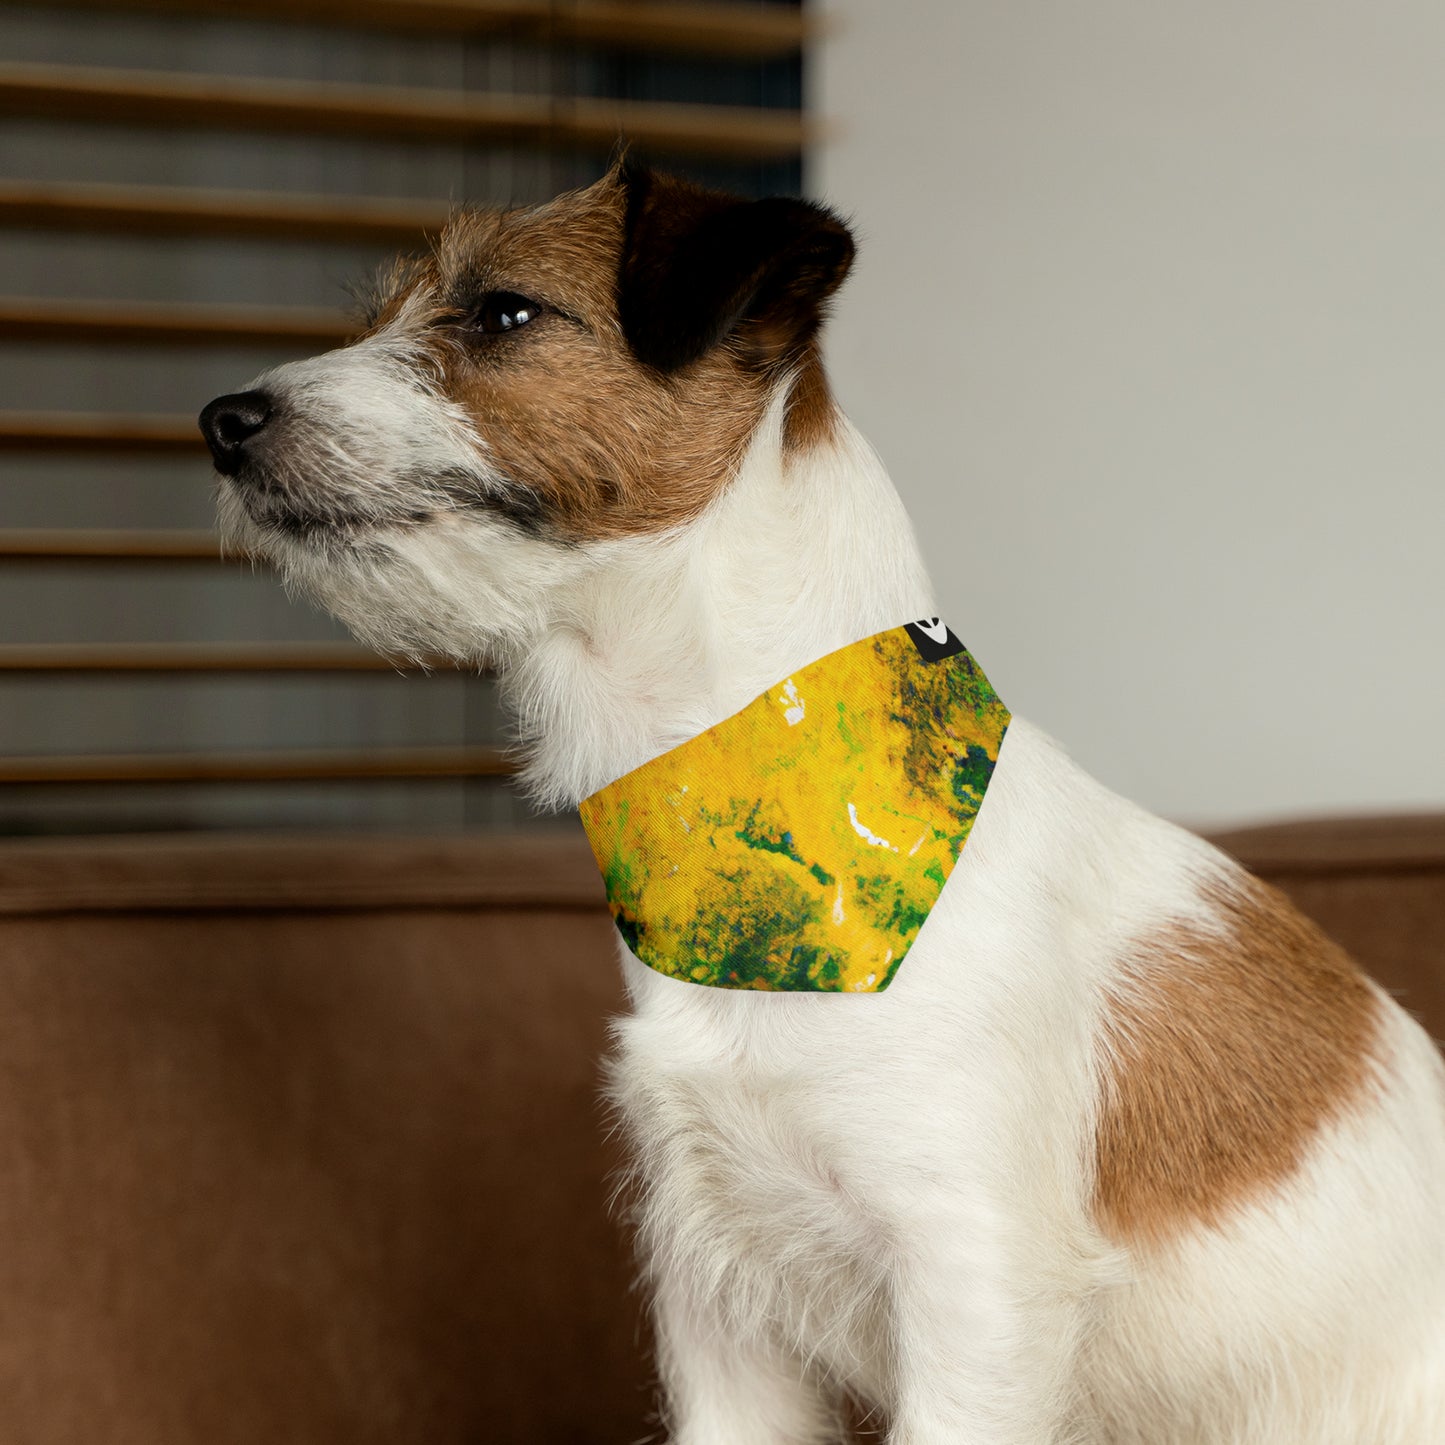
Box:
<box><xmin>200</xmin><ymin>162</ymin><xmax>1445</xmax><ymax>1444</ymax></box>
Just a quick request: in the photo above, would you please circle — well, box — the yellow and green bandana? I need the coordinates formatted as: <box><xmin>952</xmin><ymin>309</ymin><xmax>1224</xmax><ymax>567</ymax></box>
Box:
<box><xmin>579</xmin><ymin>621</ymin><xmax>1009</xmax><ymax>993</ymax></box>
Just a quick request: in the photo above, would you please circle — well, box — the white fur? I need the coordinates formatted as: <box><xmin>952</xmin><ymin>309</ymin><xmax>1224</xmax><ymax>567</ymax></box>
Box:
<box><xmin>221</xmin><ymin>348</ymin><xmax>1445</xmax><ymax>1444</ymax></box>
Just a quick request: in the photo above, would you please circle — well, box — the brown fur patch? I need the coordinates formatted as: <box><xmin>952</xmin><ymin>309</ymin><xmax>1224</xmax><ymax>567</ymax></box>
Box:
<box><xmin>365</xmin><ymin>171</ymin><xmax>842</xmax><ymax>542</ymax></box>
<box><xmin>782</xmin><ymin>343</ymin><xmax>840</xmax><ymax>454</ymax></box>
<box><xmin>437</xmin><ymin>184</ymin><xmax>768</xmax><ymax>540</ymax></box>
<box><xmin>1093</xmin><ymin>872</ymin><xmax>1382</xmax><ymax>1247</ymax></box>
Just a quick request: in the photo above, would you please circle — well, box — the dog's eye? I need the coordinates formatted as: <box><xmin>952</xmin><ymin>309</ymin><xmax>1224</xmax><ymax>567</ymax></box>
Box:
<box><xmin>472</xmin><ymin>292</ymin><xmax>543</xmax><ymax>334</ymax></box>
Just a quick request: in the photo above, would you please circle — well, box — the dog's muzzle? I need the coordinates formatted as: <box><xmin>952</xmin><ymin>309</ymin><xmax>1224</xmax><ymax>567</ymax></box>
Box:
<box><xmin>199</xmin><ymin>390</ymin><xmax>273</xmax><ymax>476</ymax></box>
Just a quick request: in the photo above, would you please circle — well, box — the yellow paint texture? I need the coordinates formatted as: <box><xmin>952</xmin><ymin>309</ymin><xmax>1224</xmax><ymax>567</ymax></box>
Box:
<box><xmin>580</xmin><ymin>626</ymin><xmax>1009</xmax><ymax>992</ymax></box>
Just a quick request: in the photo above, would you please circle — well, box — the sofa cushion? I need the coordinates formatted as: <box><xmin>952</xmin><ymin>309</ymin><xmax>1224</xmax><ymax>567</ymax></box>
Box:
<box><xmin>0</xmin><ymin>818</ymin><xmax>1439</xmax><ymax>1443</ymax></box>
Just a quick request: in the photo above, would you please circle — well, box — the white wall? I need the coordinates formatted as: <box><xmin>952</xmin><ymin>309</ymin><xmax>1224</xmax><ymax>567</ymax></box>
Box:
<box><xmin>813</xmin><ymin>1</ymin><xmax>1445</xmax><ymax>827</ymax></box>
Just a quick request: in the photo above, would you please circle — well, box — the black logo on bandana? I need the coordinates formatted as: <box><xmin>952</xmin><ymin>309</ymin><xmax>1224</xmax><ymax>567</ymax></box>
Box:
<box><xmin>904</xmin><ymin>618</ymin><xmax>966</xmax><ymax>662</ymax></box>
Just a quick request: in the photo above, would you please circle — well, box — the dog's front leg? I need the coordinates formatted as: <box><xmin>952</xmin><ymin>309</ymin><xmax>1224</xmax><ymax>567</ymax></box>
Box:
<box><xmin>653</xmin><ymin>1274</ymin><xmax>845</xmax><ymax>1445</ymax></box>
<box><xmin>883</xmin><ymin>1210</ymin><xmax>1093</xmax><ymax>1445</ymax></box>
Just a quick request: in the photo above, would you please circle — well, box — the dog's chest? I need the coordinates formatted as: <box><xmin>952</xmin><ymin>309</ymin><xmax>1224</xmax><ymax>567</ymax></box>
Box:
<box><xmin>612</xmin><ymin>987</ymin><xmax>893</xmax><ymax>1387</ymax></box>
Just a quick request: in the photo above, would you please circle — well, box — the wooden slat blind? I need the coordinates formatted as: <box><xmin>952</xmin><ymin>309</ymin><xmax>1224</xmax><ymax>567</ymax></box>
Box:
<box><xmin>0</xmin><ymin>0</ymin><xmax>808</xmax><ymax>810</ymax></box>
<box><xmin>0</xmin><ymin>181</ymin><xmax>449</xmax><ymax>245</ymax></box>
<box><xmin>0</xmin><ymin>298</ymin><xmax>354</xmax><ymax>348</ymax></box>
<box><xmin>0</xmin><ymin>0</ymin><xmax>811</xmax><ymax>58</ymax></box>
<box><xmin>0</xmin><ymin>62</ymin><xmax>813</xmax><ymax>162</ymax></box>
<box><xmin>0</xmin><ymin>413</ymin><xmax>204</xmax><ymax>452</ymax></box>
<box><xmin>0</xmin><ymin>643</ymin><xmax>426</xmax><ymax>673</ymax></box>
<box><xmin>0</xmin><ymin>745</ymin><xmax>513</xmax><ymax>784</ymax></box>
<box><xmin>0</xmin><ymin>529</ymin><xmax>224</xmax><ymax>560</ymax></box>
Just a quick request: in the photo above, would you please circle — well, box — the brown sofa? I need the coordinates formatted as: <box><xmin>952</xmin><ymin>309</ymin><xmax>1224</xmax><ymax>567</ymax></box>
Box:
<box><xmin>0</xmin><ymin>817</ymin><xmax>1440</xmax><ymax>1443</ymax></box>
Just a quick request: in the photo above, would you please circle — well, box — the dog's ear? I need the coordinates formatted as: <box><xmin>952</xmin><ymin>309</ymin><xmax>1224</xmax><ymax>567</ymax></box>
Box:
<box><xmin>617</xmin><ymin>162</ymin><xmax>855</xmax><ymax>374</ymax></box>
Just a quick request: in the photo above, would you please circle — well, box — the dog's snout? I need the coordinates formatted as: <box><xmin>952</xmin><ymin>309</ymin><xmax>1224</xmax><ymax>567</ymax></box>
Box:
<box><xmin>199</xmin><ymin>390</ymin><xmax>273</xmax><ymax>475</ymax></box>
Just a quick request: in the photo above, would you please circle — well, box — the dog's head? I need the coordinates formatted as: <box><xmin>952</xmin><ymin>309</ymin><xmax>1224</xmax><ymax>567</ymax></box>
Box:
<box><xmin>200</xmin><ymin>163</ymin><xmax>854</xmax><ymax>662</ymax></box>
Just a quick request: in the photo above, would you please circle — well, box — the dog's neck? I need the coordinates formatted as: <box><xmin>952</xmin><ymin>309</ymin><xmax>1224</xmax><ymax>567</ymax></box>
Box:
<box><xmin>503</xmin><ymin>395</ymin><xmax>937</xmax><ymax>810</ymax></box>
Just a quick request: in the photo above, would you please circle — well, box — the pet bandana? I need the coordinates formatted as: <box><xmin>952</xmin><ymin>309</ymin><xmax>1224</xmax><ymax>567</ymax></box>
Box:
<box><xmin>579</xmin><ymin>621</ymin><xmax>1009</xmax><ymax>993</ymax></box>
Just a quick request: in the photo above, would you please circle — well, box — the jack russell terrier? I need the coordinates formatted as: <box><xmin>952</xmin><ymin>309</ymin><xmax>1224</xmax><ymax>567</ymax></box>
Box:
<box><xmin>200</xmin><ymin>162</ymin><xmax>1445</xmax><ymax>1444</ymax></box>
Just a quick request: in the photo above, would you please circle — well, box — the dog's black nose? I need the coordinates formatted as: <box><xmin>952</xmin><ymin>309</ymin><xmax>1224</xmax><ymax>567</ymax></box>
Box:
<box><xmin>199</xmin><ymin>390</ymin><xmax>273</xmax><ymax>475</ymax></box>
